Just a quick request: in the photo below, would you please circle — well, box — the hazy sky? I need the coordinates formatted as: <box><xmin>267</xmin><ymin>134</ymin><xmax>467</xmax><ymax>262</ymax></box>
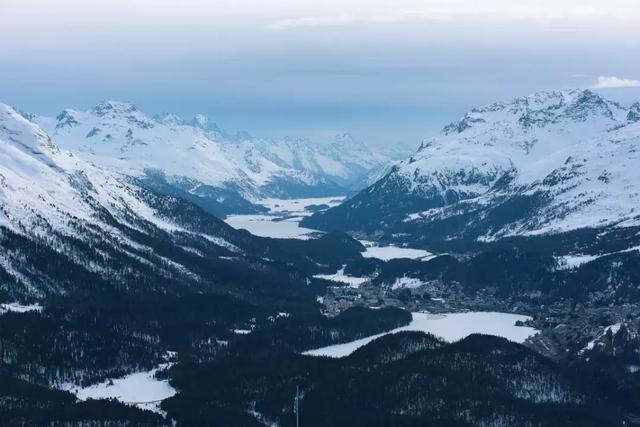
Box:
<box><xmin>2</xmin><ymin>0</ymin><xmax>640</xmax><ymax>146</ymax></box>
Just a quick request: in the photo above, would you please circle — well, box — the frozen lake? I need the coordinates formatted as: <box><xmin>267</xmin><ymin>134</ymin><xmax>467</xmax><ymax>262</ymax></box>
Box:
<box><xmin>360</xmin><ymin>240</ymin><xmax>435</xmax><ymax>261</ymax></box>
<box><xmin>225</xmin><ymin>197</ymin><xmax>343</xmax><ymax>239</ymax></box>
<box><xmin>303</xmin><ymin>311</ymin><xmax>539</xmax><ymax>358</ymax></box>
<box><xmin>61</xmin><ymin>362</ymin><xmax>176</xmax><ymax>414</ymax></box>
<box><xmin>226</xmin><ymin>197</ymin><xmax>436</xmax><ymax>261</ymax></box>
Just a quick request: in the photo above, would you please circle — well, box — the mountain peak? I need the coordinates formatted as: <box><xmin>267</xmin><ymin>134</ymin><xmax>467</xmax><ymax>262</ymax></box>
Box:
<box><xmin>91</xmin><ymin>100</ymin><xmax>139</xmax><ymax>117</ymax></box>
<box><xmin>189</xmin><ymin>114</ymin><xmax>222</xmax><ymax>133</ymax></box>
<box><xmin>628</xmin><ymin>102</ymin><xmax>640</xmax><ymax>122</ymax></box>
<box><xmin>561</xmin><ymin>89</ymin><xmax>617</xmax><ymax>120</ymax></box>
<box><xmin>443</xmin><ymin>89</ymin><xmax>622</xmax><ymax>135</ymax></box>
<box><xmin>84</xmin><ymin>100</ymin><xmax>155</xmax><ymax>130</ymax></box>
<box><xmin>154</xmin><ymin>112</ymin><xmax>184</xmax><ymax>127</ymax></box>
<box><xmin>55</xmin><ymin>109</ymin><xmax>81</xmax><ymax>130</ymax></box>
<box><xmin>190</xmin><ymin>113</ymin><xmax>208</xmax><ymax>129</ymax></box>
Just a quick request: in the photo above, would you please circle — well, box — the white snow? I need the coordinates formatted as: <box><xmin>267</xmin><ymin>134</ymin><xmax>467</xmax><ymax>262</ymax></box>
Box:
<box><xmin>390</xmin><ymin>276</ymin><xmax>424</xmax><ymax>290</ymax></box>
<box><xmin>63</xmin><ymin>363</ymin><xmax>176</xmax><ymax>414</ymax></box>
<box><xmin>555</xmin><ymin>245</ymin><xmax>640</xmax><ymax>271</ymax></box>
<box><xmin>314</xmin><ymin>266</ymin><xmax>369</xmax><ymax>288</ymax></box>
<box><xmin>627</xmin><ymin>365</ymin><xmax>640</xmax><ymax>374</ymax></box>
<box><xmin>387</xmin><ymin>89</ymin><xmax>640</xmax><ymax>237</ymax></box>
<box><xmin>582</xmin><ymin>323</ymin><xmax>622</xmax><ymax>353</ymax></box>
<box><xmin>0</xmin><ymin>302</ymin><xmax>43</xmax><ymax>314</ymax></box>
<box><xmin>360</xmin><ymin>241</ymin><xmax>434</xmax><ymax>261</ymax></box>
<box><xmin>555</xmin><ymin>254</ymin><xmax>600</xmax><ymax>270</ymax></box>
<box><xmin>303</xmin><ymin>311</ymin><xmax>539</xmax><ymax>358</ymax></box>
<box><xmin>34</xmin><ymin>102</ymin><xmax>402</xmax><ymax>201</ymax></box>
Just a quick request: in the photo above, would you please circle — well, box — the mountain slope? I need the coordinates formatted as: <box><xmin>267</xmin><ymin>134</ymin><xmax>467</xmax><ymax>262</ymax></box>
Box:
<box><xmin>164</xmin><ymin>333</ymin><xmax>622</xmax><ymax>426</ymax></box>
<box><xmin>303</xmin><ymin>89</ymin><xmax>640</xmax><ymax>249</ymax></box>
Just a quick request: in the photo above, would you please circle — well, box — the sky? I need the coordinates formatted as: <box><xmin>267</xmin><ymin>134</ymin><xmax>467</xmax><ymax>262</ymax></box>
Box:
<box><xmin>1</xmin><ymin>0</ymin><xmax>640</xmax><ymax>147</ymax></box>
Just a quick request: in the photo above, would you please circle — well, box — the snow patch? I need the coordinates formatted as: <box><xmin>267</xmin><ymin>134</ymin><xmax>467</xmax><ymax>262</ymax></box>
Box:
<box><xmin>314</xmin><ymin>266</ymin><xmax>369</xmax><ymax>288</ymax></box>
<box><xmin>581</xmin><ymin>323</ymin><xmax>622</xmax><ymax>353</ymax></box>
<box><xmin>555</xmin><ymin>254</ymin><xmax>601</xmax><ymax>270</ymax></box>
<box><xmin>390</xmin><ymin>276</ymin><xmax>424</xmax><ymax>290</ymax></box>
<box><xmin>0</xmin><ymin>302</ymin><xmax>43</xmax><ymax>315</ymax></box>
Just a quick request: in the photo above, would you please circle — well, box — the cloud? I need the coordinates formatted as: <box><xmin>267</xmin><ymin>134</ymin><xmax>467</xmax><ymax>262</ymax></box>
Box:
<box><xmin>267</xmin><ymin>15</ymin><xmax>357</xmax><ymax>30</ymax></box>
<box><xmin>592</xmin><ymin>76</ymin><xmax>640</xmax><ymax>89</ymax></box>
<box><xmin>266</xmin><ymin>1</ymin><xmax>640</xmax><ymax>30</ymax></box>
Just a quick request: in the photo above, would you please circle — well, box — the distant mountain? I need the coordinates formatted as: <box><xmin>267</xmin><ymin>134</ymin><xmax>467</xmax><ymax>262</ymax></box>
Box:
<box><xmin>32</xmin><ymin>102</ymin><xmax>407</xmax><ymax>213</ymax></box>
<box><xmin>304</xmin><ymin>89</ymin><xmax>640</xmax><ymax>251</ymax></box>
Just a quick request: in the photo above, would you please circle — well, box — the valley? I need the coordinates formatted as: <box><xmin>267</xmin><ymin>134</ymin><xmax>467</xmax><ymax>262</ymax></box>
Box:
<box><xmin>1</xmin><ymin>90</ymin><xmax>640</xmax><ymax>426</ymax></box>
<box><xmin>4</xmin><ymin>2</ymin><xmax>640</xmax><ymax>425</ymax></box>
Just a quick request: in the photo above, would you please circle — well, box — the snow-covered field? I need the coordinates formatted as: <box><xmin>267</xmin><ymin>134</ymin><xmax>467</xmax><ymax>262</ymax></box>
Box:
<box><xmin>62</xmin><ymin>363</ymin><xmax>176</xmax><ymax>414</ymax></box>
<box><xmin>313</xmin><ymin>266</ymin><xmax>370</xmax><ymax>288</ymax></box>
<box><xmin>303</xmin><ymin>311</ymin><xmax>539</xmax><ymax>358</ymax></box>
<box><xmin>554</xmin><ymin>254</ymin><xmax>601</xmax><ymax>270</ymax></box>
<box><xmin>0</xmin><ymin>302</ymin><xmax>43</xmax><ymax>315</ymax></box>
<box><xmin>554</xmin><ymin>246</ymin><xmax>640</xmax><ymax>271</ymax></box>
<box><xmin>390</xmin><ymin>276</ymin><xmax>425</xmax><ymax>290</ymax></box>
<box><xmin>225</xmin><ymin>197</ymin><xmax>343</xmax><ymax>239</ymax></box>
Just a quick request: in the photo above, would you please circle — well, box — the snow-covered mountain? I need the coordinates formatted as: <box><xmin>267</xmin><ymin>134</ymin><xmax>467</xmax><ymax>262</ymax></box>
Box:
<box><xmin>0</xmin><ymin>103</ymin><xmax>364</xmax><ymax>300</ymax></box>
<box><xmin>0</xmin><ymin>102</ymin><xmax>230</xmax><ymax>297</ymax></box>
<box><xmin>33</xmin><ymin>102</ymin><xmax>406</xmax><ymax>212</ymax></box>
<box><xmin>303</xmin><ymin>89</ymin><xmax>640</xmax><ymax>248</ymax></box>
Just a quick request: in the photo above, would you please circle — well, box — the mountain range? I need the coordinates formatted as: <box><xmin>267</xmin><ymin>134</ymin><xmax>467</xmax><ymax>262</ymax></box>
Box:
<box><xmin>30</xmin><ymin>101</ymin><xmax>409</xmax><ymax>216</ymax></box>
<box><xmin>0</xmin><ymin>102</ymin><xmax>368</xmax><ymax>302</ymax></box>
<box><xmin>2</xmin><ymin>89</ymin><xmax>640</xmax><ymax>426</ymax></box>
<box><xmin>304</xmin><ymin>89</ymin><xmax>640</xmax><ymax>253</ymax></box>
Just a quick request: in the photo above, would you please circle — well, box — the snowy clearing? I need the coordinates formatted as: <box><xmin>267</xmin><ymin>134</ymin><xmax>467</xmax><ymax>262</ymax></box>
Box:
<box><xmin>0</xmin><ymin>302</ymin><xmax>43</xmax><ymax>315</ymax></box>
<box><xmin>554</xmin><ymin>254</ymin><xmax>601</xmax><ymax>270</ymax></box>
<box><xmin>390</xmin><ymin>276</ymin><xmax>424</xmax><ymax>290</ymax></box>
<box><xmin>313</xmin><ymin>267</ymin><xmax>370</xmax><ymax>288</ymax></box>
<box><xmin>554</xmin><ymin>246</ymin><xmax>640</xmax><ymax>271</ymax></box>
<box><xmin>303</xmin><ymin>311</ymin><xmax>539</xmax><ymax>358</ymax></box>
<box><xmin>62</xmin><ymin>363</ymin><xmax>176</xmax><ymax>414</ymax></box>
